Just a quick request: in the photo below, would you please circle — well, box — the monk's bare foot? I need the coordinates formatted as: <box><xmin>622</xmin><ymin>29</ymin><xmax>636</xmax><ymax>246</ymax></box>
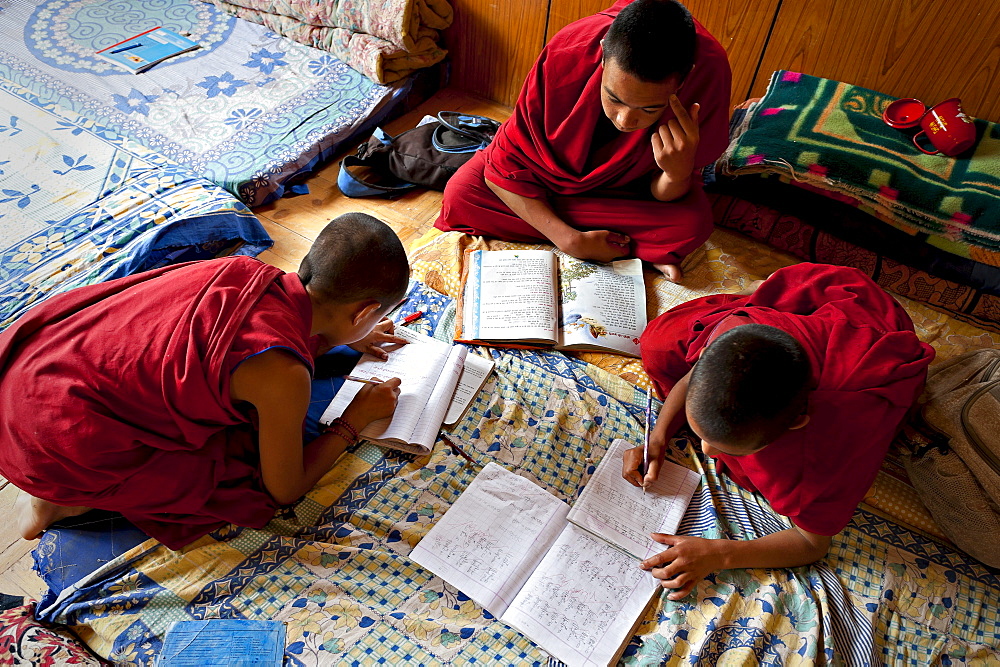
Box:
<box><xmin>734</xmin><ymin>279</ymin><xmax>765</xmax><ymax>296</ymax></box>
<box><xmin>653</xmin><ymin>263</ymin><xmax>683</xmax><ymax>283</ymax></box>
<box><xmin>16</xmin><ymin>491</ymin><xmax>91</xmax><ymax>540</ymax></box>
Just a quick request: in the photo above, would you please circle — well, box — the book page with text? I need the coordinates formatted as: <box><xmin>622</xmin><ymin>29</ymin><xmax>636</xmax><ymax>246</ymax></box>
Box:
<box><xmin>567</xmin><ymin>438</ymin><xmax>700</xmax><ymax>560</ymax></box>
<box><xmin>557</xmin><ymin>256</ymin><xmax>645</xmax><ymax>357</ymax></box>
<box><xmin>501</xmin><ymin>523</ymin><xmax>659</xmax><ymax>667</ymax></box>
<box><xmin>320</xmin><ymin>328</ymin><xmax>453</xmax><ymax>449</ymax></box>
<box><xmin>464</xmin><ymin>250</ymin><xmax>558</xmax><ymax>343</ymax></box>
<box><xmin>444</xmin><ymin>351</ymin><xmax>495</xmax><ymax>426</ymax></box>
<box><xmin>410</xmin><ymin>463</ymin><xmax>570</xmax><ymax>617</ymax></box>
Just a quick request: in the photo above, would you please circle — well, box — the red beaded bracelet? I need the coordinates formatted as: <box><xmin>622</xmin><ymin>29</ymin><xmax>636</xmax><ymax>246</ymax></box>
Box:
<box><xmin>322</xmin><ymin>417</ymin><xmax>359</xmax><ymax>443</ymax></box>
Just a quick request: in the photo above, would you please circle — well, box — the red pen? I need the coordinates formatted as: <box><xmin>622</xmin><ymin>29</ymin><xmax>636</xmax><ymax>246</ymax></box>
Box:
<box><xmin>402</xmin><ymin>311</ymin><xmax>424</xmax><ymax>324</ymax></box>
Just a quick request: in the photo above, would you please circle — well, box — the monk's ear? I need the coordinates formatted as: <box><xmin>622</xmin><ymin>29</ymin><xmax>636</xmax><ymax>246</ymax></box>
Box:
<box><xmin>351</xmin><ymin>300</ymin><xmax>382</xmax><ymax>327</ymax></box>
<box><xmin>788</xmin><ymin>413</ymin><xmax>810</xmax><ymax>431</ymax></box>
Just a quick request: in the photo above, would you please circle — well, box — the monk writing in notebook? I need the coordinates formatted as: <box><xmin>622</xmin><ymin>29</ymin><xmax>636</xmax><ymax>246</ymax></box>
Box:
<box><xmin>0</xmin><ymin>213</ymin><xmax>409</xmax><ymax>550</ymax></box>
<box><xmin>435</xmin><ymin>0</ymin><xmax>732</xmax><ymax>281</ymax></box>
<box><xmin>622</xmin><ymin>263</ymin><xmax>935</xmax><ymax>598</ymax></box>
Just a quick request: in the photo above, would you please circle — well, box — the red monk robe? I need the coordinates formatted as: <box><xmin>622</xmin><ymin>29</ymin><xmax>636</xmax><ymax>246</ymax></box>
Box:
<box><xmin>641</xmin><ymin>263</ymin><xmax>935</xmax><ymax>535</ymax></box>
<box><xmin>435</xmin><ymin>0</ymin><xmax>732</xmax><ymax>265</ymax></box>
<box><xmin>0</xmin><ymin>256</ymin><xmax>317</xmax><ymax>550</ymax></box>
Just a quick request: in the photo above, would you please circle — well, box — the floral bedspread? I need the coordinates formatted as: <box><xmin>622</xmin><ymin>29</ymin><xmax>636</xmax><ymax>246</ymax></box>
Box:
<box><xmin>1</xmin><ymin>0</ymin><xmax>403</xmax><ymax>206</ymax></box>
<box><xmin>0</xmin><ymin>74</ymin><xmax>270</xmax><ymax>331</ymax></box>
<box><xmin>32</xmin><ymin>281</ymin><xmax>1000</xmax><ymax>665</ymax></box>
<box><xmin>202</xmin><ymin>0</ymin><xmax>453</xmax><ymax>83</ymax></box>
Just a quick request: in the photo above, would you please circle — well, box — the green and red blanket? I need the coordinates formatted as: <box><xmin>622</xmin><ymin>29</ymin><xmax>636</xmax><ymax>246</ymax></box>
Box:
<box><xmin>721</xmin><ymin>71</ymin><xmax>1000</xmax><ymax>266</ymax></box>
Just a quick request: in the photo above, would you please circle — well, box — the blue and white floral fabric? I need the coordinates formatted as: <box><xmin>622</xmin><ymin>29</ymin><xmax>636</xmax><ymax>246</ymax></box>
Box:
<box><xmin>0</xmin><ymin>74</ymin><xmax>270</xmax><ymax>330</ymax></box>
<box><xmin>1</xmin><ymin>0</ymin><xmax>407</xmax><ymax>205</ymax></box>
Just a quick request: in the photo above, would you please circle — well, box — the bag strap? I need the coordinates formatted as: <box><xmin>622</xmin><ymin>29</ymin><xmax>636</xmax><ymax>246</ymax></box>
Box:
<box><xmin>337</xmin><ymin>155</ymin><xmax>416</xmax><ymax>198</ymax></box>
<box><xmin>436</xmin><ymin>112</ymin><xmax>499</xmax><ymax>142</ymax></box>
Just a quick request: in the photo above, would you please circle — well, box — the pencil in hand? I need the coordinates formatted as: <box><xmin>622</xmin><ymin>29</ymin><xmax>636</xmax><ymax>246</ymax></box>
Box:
<box><xmin>344</xmin><ymin>375</ymin><xmax>384</xmax><ymax>386</ymax></box>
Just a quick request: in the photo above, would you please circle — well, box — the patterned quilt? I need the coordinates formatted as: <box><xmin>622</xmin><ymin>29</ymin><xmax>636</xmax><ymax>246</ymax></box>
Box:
<box><xmin>0</xmin><ymin>73</ymin><xmax>270</xmax><ymax>330</ymax></box>
<box><xmin>720</xmin><ymin>71</ymin><xmax>1000</xmax><ymax>266</ymax></box>
<box><xmin>1</xmin><ymin>0</ymin><xmax>407</xmax><ymax>206</ymax></box>
<box><xmin>204</xmin><ymin>0</ymin><xmax>453</xmax><ymax>83</ymax></box>
<box><xmin>32</xmin><ymin>281</ymin><xmax>1000</xmax><ymax>665</ymax></box>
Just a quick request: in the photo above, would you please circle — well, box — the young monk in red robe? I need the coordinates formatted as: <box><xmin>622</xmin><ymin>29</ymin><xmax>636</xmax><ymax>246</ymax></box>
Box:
<box><xmin>0</xmin><ymin>213</ymin><xmax>410</xmax><ymax>550</ymax></box>
<box><xmin>435</xmin><ymin>0</ymin><xmax>731</xmax><ymax>281</ymax></box>
<box><xmin>622</xmin><ymin>263</ymin><xmax>935</xmax><ymax>599</ymax></box>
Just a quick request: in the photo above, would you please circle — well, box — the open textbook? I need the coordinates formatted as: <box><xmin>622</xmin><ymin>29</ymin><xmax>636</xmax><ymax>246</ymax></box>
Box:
<box><xmin>320</xmin><ymin>326</ymin><xmax>494</xmax><ymax>455</ymax></box>
<box><xmin>457</xmin><ymin>250</ymin><xmax>647</xmax><ymax>357</ymax></box>
<box><xmin>410</xmin><ymin>439</ymin><xmax>700</xmax><ymax>667</ymax></box>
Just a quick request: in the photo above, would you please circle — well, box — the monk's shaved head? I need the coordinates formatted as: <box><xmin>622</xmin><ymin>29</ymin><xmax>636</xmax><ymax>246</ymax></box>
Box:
<box><xmin>688</xmin><ymin>324</ymin><xmax>811</xmax><ymax>449</ymax></box>
<box><xmin>298</xmin><ymin>212</ymin><xmax>409</xmax><ymax>307</ymax></box>
<box><xmin>603</xmin><ymin>0</ymin><xmax>696</xmax><ymax>83</ymax></box>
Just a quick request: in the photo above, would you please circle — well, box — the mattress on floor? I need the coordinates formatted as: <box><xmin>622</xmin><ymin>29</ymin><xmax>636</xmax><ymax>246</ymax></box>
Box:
<box><xmin>30</xmin><ymin>281</ymin><xmax>1000</xmax><ymax>665</ymax></box>
<box><xmin>0</xmin><ymin>73</ymin><xmax>270</xmax><ymax>330</ymax></box>
<box><xmin>0</xmin><ymin>0</ymin><xmax>410</xmax><ymax>206</ymax></box>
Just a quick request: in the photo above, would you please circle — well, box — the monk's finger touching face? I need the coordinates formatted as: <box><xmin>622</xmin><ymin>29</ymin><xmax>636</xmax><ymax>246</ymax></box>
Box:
<box><xmin>669</xmin><ymin>95</ymin><xmax>700</xmax><ymax>136</ymax></box>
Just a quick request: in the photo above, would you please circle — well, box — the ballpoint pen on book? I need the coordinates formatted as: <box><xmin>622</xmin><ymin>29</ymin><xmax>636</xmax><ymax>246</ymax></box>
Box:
<box><xmin>110</xmin><ymin>43</ymin><xmax>143</xmax><ymax>54</ymax></box>
<box><xmin>642</xmin><ymin>387</ymin><xmax>652</xmax><ymax>495</ymax></box>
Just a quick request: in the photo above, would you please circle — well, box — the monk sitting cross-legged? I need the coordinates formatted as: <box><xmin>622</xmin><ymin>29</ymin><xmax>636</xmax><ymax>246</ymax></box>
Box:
<box><xmin>435</xmin><ymin>0</ymin><xmax>732</xmax><ymax>282</ymax></box>
<box><xmin>0</xmin><ymin>213</ymin><xmax>410</xmax><ymax>550</ymax></box>
<box><xmin>622</xmin><ymin>263</ymin><xmax>935</xmax><ymax>598</ymax></box>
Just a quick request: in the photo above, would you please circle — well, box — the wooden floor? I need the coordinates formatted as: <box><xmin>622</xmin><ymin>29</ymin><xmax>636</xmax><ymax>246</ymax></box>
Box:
<box><xmin>0</xmin><ymin>87</ymin><xmax>511</xmax><ymax>601</ymax></box>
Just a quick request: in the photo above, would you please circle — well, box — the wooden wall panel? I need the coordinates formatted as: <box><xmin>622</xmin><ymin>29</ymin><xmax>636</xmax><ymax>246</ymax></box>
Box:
<box><xmin>443</xmin><ymin>0</ymin><xmax>551</xmax><ymax>107</ymax></box>
<box><xmin>545</xmin><ymin>0</ymin><xmax>780</xmax><ymax>112</ymax></box>
<box><xmin>755</xmin><ymin>0</ymin><xmax>1000</xmax><ymax>122</ymax></box>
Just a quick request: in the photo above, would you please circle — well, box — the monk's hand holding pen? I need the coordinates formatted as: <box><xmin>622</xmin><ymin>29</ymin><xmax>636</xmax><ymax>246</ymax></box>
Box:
<box><xmin>349</xmin><ymin>318</ymin><xmax>407</xmax><ymax>360</ymax></box>
<box><xmin>343</xmin><ymin>377</ymin><xmax>401</xmax><ymax>431</ymax></box>
<box><xmin>622</xmin><ymin>430</ymin><xmax>665</xmax><ymax>489</ymax></box>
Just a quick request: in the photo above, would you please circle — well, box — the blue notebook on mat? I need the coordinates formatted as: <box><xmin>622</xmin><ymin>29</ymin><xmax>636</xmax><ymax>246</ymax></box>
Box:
<box><xmin>156</xmin><ymin>620</ymin><xmax>285</xmax><ymax>666</ymax></box>
<box><xmin>96</xmin><ymin>27</ymin><xmax>199</xmax><ymax>73</ymax></box>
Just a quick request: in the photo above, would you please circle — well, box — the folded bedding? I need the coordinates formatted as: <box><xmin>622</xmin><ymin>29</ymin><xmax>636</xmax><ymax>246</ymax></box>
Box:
<box><xmin>203</xmin><ymin>0</ymin><xmax>452</xmax><ymax>83</ymax></box>
<box><xmin>720</xmin><ymin>70</ymin><xmax>1000</xmax><ymax>265</ymax></box>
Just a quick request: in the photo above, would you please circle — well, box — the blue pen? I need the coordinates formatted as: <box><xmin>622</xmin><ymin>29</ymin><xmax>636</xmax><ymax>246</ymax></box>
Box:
<box><xmin>110</xmin><ymin>42</ymin><xmax>143</xmax><ymax>54</ymax></box>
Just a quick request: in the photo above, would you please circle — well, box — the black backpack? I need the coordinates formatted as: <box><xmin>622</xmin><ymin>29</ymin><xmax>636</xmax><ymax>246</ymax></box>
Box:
<box><xmin>337</xmin><ymin>112</ymin><xmax>500</xmax><ymax>197</ymax></box>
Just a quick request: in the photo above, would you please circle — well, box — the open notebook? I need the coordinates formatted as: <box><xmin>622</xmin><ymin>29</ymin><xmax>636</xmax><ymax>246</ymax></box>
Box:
<box><xmin>410</xmin><ymin>439</ymin><xmax>700</xmax><ymax>666</ymax></box>
<box><xmin>320</xmin><ymin>326</ymin><xmax>494</xmax><ymax>454</ymax></box>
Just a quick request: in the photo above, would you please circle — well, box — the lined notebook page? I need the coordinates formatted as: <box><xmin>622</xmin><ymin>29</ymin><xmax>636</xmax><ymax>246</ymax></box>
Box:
<box><xmin>408</xmin><ymin>344</ymin><xmax>467</xmax><ymax>447</ymax></box>
<box><xmin>567</xmin><ymin>438</ymin><xmax>700</xmax><ymax>560</ymax></box>
<box><xmin>410</xmin><ymin>463</ymin><xmax>569</xmax><ymax>617</ymax></box>
<box><xmin>443</xmin><ymin>351</ymin><xmax>495</xmax><ymax>425</ymax></box>
<box><xmin>501</xmin><ymin>523</ymin><xmax>659</xmax><ymax>667</ymax></box>
<box><xmin>320</xmin><ymin>327</ymin><xmax>454</xmax><ymax>445</ymax></box>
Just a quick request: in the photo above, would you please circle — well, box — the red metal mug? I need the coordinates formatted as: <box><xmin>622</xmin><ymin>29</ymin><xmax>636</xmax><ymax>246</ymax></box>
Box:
<box><xmin>912</xmin><ymin>98</ymin><xmax>977</xmax><ymax>156</ymax></box>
